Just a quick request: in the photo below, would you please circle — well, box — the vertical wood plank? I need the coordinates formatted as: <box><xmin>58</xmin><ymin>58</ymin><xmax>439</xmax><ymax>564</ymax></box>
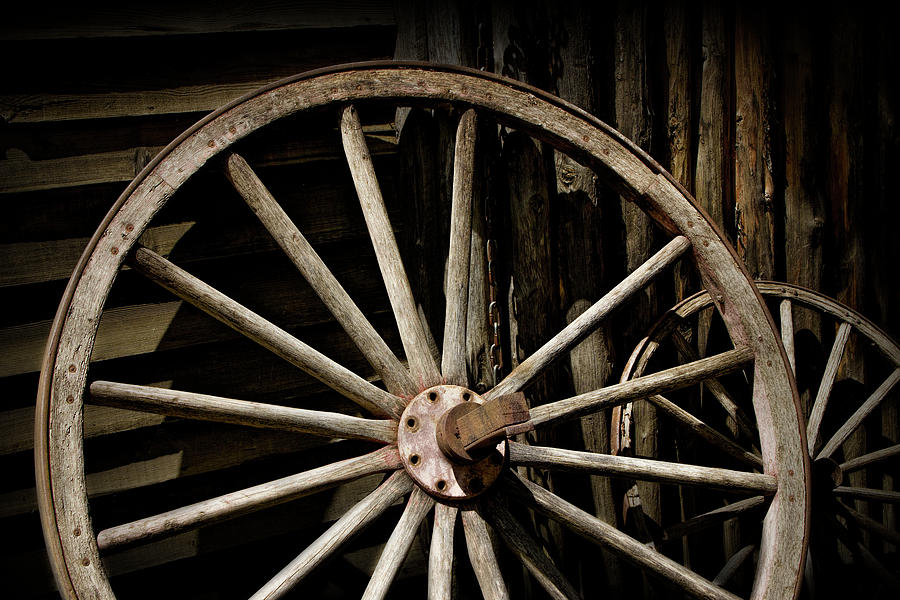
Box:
<box><xmin>734</xmin><ymin>3</ymin><xmax>777</xmax><ymax>280</ymax></box>
<box><xmin>614</xmin><ymin>0</ymin><xmax>662</xmax><ymax>529</ymax></box>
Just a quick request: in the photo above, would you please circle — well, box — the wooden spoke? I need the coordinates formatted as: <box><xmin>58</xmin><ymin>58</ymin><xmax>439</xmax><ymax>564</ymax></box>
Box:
<box><xmin>250</xmin><ymin>471</ymin><xmax>413</xmax><ymax>600</ymax></box>
<box><xmin>833</xmin><ymin>486</ymin><xmax>900</xmax><ymax>504</ymax></box>
<box><xmin>130</xmin><ymin>246</ymin><xmax>405</xmax><ymax>418</ymax></box>
<box><xmin>504</xmin><ymin>472</ymin><xmax>741</xmax><ymax>600</ymax></box>
<box><xmin>662</xmin><ymin>496</ymin><xmax>767</xmax><ymax>542</ymax></box>
<box><xmin>649</xmin><ymin>394</ymin><xmax>763</xmax><ymax>469</ymax></box>
<box><xmin>818</xmin><ymin>367</ymin><xmax>900</xmax><ymax>460</ymax></box>
<box><xmin>836</xmin><ymin>501</ymin><xmax>900</xmax><ymax>546</ymax></box>
<box><xmin>461</xmin><ymin>509</ymin><xmax>509</xmax><ymax>600</ymax></box>
<box><xmin>509</xmin><ymin>442</ymin><xmax>776</xmax><ymax>494</ymax></box>
<box><xmin>441</xmin><ymin>109</ymin><xmax>477</xmax><ymax>386</ymax></box>
<box><xmin>428</xmin><ymin>503</ymin><xmax>457</xmax><ymax>600</ymax></box>
<box><xmin>485</xmin><ymin>236</ymin><xmax>692</xmax><ymax>401</ymax></box>
<box><xmin>224</xmin><ymin>152</ymin><xmax>416</xmax><ymax>397</ymax></box>
<box><xmin>779</xmin><ymin>299</ymin><xmax>796</xmax><ymax>374</ymax></box>
<box><xmin>712</xmin><ymin>545</ymin><xmax>755</xmax><ymax>586</ymax></box>
<box><xmin>806</xmin><ymin>321</ymin><xmax>852</xmax><ymax>454</ymax></box>
<box><xmin>96</xmin><ymin>446</ymin><xmax>402</xmax><ymax>552</ymax></box>
<box><xmin>341</xmin><ymin>105</ymin><xmax>441</xmax><ymax>388</ymax></box>
<box><xmin>840</xmin><ymin>443</ymin><xmax>900</xmax><ymax>473</ymax></box>
<box><xmin>529</xmin><ymin>346</ymin><xmax>754</xmax><ymax>429</ymax></box>
<box><xmin>89</xmin><ymin>380</ymin><xmax>397</xmax><ymax>443</ymax></box>
<box><xmin>363</xmin><ymin>487</ymin><xmax>435</xmax><ymax>600</ymax></box>
<box><xmin>481</xmin><ymin>495</ymin><xmax>582</xmax><ymax>600</ymax></box>
<box><xmin>669</xmin><ymin>329</ymin><xmax>756</xmax><ymax>441</ymax></box>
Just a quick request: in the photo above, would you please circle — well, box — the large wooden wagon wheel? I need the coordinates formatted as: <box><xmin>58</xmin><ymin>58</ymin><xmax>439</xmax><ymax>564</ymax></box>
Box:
<box><xmin>617</xmin><ymin>281</ymin><xmax>899</xmax><ymax>596</ymax></box>
<box><xmin>35</xmin><ymin>63</ymin><xmax>808</xmax><ymax>600</ymax></box>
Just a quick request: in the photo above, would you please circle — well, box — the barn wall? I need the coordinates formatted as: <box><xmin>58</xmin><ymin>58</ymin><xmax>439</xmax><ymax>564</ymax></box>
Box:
<box><xmin>1</xmin><ymin>1</ymin><xmax>897</xmax><ymax>598</ymax></box>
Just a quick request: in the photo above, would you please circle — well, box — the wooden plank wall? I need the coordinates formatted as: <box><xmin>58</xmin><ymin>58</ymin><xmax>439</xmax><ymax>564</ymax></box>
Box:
<box><xmin>1</xmin><ymin>1</ymin><xmax>897</xmax><ymax>598</ymax></box>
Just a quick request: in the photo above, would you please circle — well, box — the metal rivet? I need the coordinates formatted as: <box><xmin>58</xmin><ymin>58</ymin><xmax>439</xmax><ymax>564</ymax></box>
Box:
<box><xmin>81</xmin><ymin>557</ymin><xmax>90</xmax><ymax>566</ymax></box>
<box><xmin>207</xmin><ymin>140</ymin><xmax>215</xmax><ymax>148</ymax></box>
<box><xmin>73</xmin><ymin>528</ymin><xmax>81</xmax><ymax>537</ymax></box>
<box><xmin>111</xmin><ymin>247</ymin><xmax>119</xmax><ymax>255</ymax></box>
<box><xmin>66</xmin><ymin>395</ymin><xmax>74</xmax><ymax>404</ymax></box>
<box><xmin>767</xmin><ymin>360</ymin><xmax>773</xmax><ymax>367</ymax></box>
<box><xmin>125</xmin><ymin>223</ymin><xmax>134</xmax><ymax>233</ymax></box>
<box><xmin>68</xmin><ymin>364</ymin><xmax>76</xmax><ymax>373</ymax></box>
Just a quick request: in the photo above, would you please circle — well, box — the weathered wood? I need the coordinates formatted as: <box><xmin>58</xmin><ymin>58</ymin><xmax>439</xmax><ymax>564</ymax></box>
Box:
<box><xmin>694</xmin><ymin>0</ymin><xmax>732</xmax><ymax>234</ymax></box>
<box><xmin>131</xmin><ymin>246</ymin><xmax>404</xmax><ymax>417</ymax></box>
<box><xmin>362</xmin><ymin>487</ymin><xmax>434</xmax><ymax>600</ymax></box>
<box><xmin>530</xmin><ymin>347</ymin><xmax>754</xmax><ymax>428</ymax></box>
<box><xmin>427</xmin><ymin>503</ymin><xmax>457</xmax><ymax>600</ymax></box>
<box><xmin>249</xmin><ymin>470</ymin><xmax>413</xmax><ymax>600</ymax></box>
<box><xmin>818</xmin><ymin>367</ymin><xmax>900</xmax><ymax>460</ymax></box>
<box><xmin>486</xmin><ymin>236</ymin><xmax>691</xmax><ymax>401</ymax></box>
<box><xmin>712</xmin><ymin>545</ymin><xmax>755</xmax><ymax>586</ymax></box>
<box><xmin>0</xmin><ymin>404</ymin><xmax>164</xmax><ymax>456</ymax></box>
<box><xmin>4</xmin><ymin>426</ymin><xmax>331</xmax><ymax>518</ymax></box>
<box><xmin>88</xmin><ymin>380</ymin><xmax>397</xmax><ymax>443</ymax></box>
<box><xmin>506</xmin><ymin>472</ymin><xmax>742</xmax><ymax>600</ymax></box>
<box><xmin>806</xmin><ymin>322</ymin><xmax>852</xmax><ymax>454</ymax></box>
<box><xmin>225</xmin><ymin>152</ymin><xmax>414</xmax><ymax>397</ymax></box>
<box><xmin>509</xmin><ymin>442</ymin><xmax>775</xmax><ymax>494</ymax></box>
<box><xmin>840</xmin><ymin>443</ymin><xmax>900</xmax><ymax>474</ymax></box>
<box><xmin>442</xmin><ymin>110</ymin><xmax>477</xmax><ymax>385</ymax></box>
<box><xmin>648</xmin><ymin>394</ymin><xmax>763</xmax><ymax>469</ymax></box>
<box><xmin>670</xmin><ymin>328</ymin><xmax>756</xmax><ymax>440</ymax></box>
<box><xmin>615</xmin><ymin>0</ymin><xmax>662</xmax><ymax>529</ymax></box>
<box><xmin>833</xmin><ymin>486</ymin><xmax>900</xmax><ymax>504</ymax></box>
<box><xmin>461</xmin><ymin>509</ymin><xmax>509</xmax><ymax>600</ymax></box>
<box><xmin>341</xmin><ymin>105</ymin><xmax>441</xmax><ymax>389</ymax></box>
<box><xmin>662</xmin><ymin>496</ymin><xmax>767</xmax><ymax>542</ymax></box>
<box><xmin>96</xmin><ymin>446</ymin><xmax>401</xmax><ymax>551</ymax></box>
<box><xmin>481</xmin><ymin>495</ymin><xmax>582</xmax><ymax>600</ymax></box>
<box><xmin>733</xmin><ymin>3</ymin><xmax>776</xmax><ymax>280</ymax></box>
<box><xmin>779</xmin><ymin>300</ymin><xmax>796</xmax><ymax>374</ymax></box>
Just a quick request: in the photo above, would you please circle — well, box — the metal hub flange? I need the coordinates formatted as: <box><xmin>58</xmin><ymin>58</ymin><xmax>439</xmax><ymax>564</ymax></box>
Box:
<box><xmin>398</xmin><ymin>384</ymin><xmax>506</xmax><ymax>500</ymax></box>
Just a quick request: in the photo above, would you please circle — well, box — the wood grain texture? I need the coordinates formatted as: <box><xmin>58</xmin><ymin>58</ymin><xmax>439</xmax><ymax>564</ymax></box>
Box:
<box><xmin>734</xmin><ymin>2</ymin><xmax>776</xmax><ymax>280</ymax></box>
<box><xmin>806</xmin><ymin>321</ymin><xmax>851</xmax><ymax>454</ymax></box>
<box><xmin>486</xmin><ymin>236</ymin><xmax>691</xmax><ymax>401</ymax></box>
<box><xmin>225</xmin><ymin>152</ymin><xmax>415</xmax><ymax>398</ymax></box>
<box><xmin>362</xmin><ymin>487</ymin><xmax>434</xmax><ymax>599</ymax></box>
<box><xmin>342</xmin><ymin>105</ymin><xmax>441</xmax><ymax>389</ymax></box>
<box><xmin>482</xmin><ymin>494</ymin><xmax>584</xmax><ymax>600</ymax></box>
<box><xmin>530</xmin><ymin>346</ymin><xmax>754</xmax><ymax>428</ymax></box>
<box><xmin>441</xmin><ymin>110</ymin><xmax>477</xmax><ymax>385</ymax></box>
<box><xmin>662</xmin><ymin>496</ymin><xmax>766</xmax><ymax>542</ymax></box>
<box><xmin>461</xmin><ymin>509</ymin><xmax>509</xmax><ymax>600</ymax></box>
<box><xmin>89</xmin><ymin>380</ymin><xmax>397</xmax><ymax>443</ymax></box>
<box><xmin>96</xmin><ymin>446</ymin><xmax>402</xmax><ymax>551</ymax></box>
<box><xmin>840</xmin><ymin>443</ymin><xmax>900</xmax><ymax>474</ymax></box>
<box><xmin>505</xmin><ymin>472</ymin><xmax>741</xmax><ymax>600</ymax></box>
<box><xmin>509</xmin><ymin>442</ymin><xmax>775</xmax><ymax>494</ymax></box>
<box><xmin>131</xmin><ymin>246</ymin><xmax>404</xmax><ymax>418</ymax></box>
<box><xmin>427</xmin><ymin>502</ymin><xmax>457</xmax><ymax>600</ymax></box>
<box><xmin>249</xmin><ymin>470</ymin><xmax>413</xmax><ymax>600</ymax></box>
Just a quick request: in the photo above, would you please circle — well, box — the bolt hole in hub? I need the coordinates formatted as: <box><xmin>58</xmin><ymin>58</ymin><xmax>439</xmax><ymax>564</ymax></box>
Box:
<box><xmin>398</xmin><ymin>385</ymin><xmax>506</xmax><ymax>500</ymax></box>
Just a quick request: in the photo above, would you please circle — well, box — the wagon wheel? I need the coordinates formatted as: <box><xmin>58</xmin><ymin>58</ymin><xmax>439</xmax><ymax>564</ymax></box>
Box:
<box><xmin>617</xmin><ymin>281</ymin><xmax>899</xmax><ymax>596</ymax></box>
<box><xmin>36</xmin><ymin>62</ymin><xmax>807</xmax><ymax>600</ymax></box>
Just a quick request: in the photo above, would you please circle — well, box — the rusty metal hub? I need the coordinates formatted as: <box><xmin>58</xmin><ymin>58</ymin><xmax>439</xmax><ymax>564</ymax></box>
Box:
<box><xmin>398</xmin><ymin>385</ymin><xmax>507</xmax><ymax>500</ymax></box>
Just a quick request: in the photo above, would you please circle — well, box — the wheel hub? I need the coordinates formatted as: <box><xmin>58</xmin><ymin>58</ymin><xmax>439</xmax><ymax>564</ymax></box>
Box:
<box><xmin>398</xmin><ymin>385</ymin><xmax>506</xmax><ymax>500</ymax></box>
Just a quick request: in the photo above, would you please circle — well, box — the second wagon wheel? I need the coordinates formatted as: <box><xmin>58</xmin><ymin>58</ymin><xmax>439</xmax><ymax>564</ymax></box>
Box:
<box><xmin>35</xmin><ymin>63</ymin><xmax>808</xmax><ymax>600</ymax></box>
<box><xmin>616</xmin><ymin>282</ymin><xmax>899</xmax><ymax>597</ymax></box>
